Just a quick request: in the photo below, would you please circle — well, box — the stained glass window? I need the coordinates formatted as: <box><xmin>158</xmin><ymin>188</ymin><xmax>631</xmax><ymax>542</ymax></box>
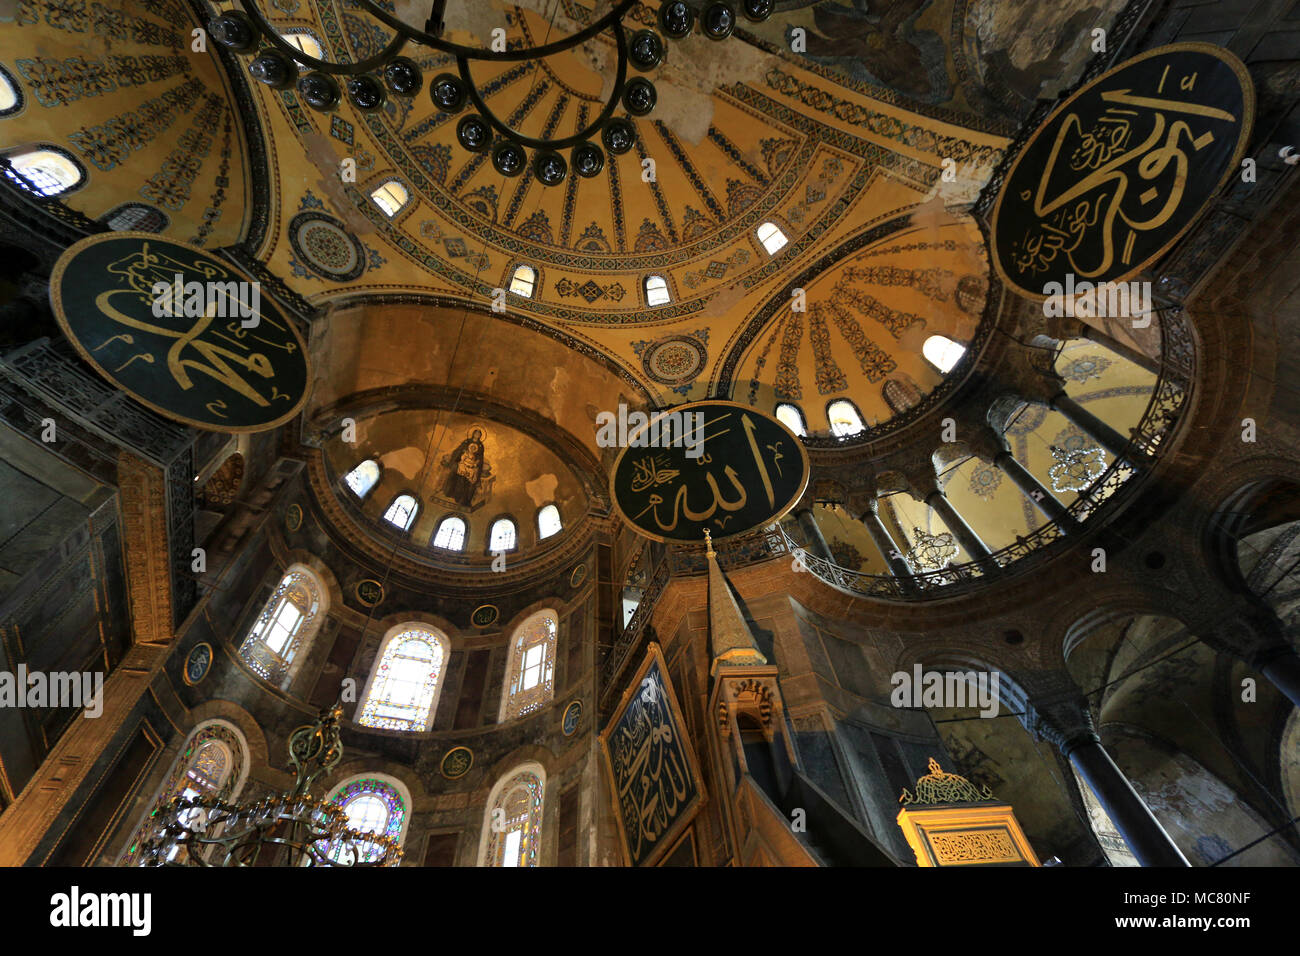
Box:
<box><xmin>122</xmin><ymin>721</ymin><xmax>246</xmax><ymax>866</ymax></box>
<box><xmin>489</xmin><ymin>517</ymin><xmax>517</xmax><ymax>552</ymax></box>
<box><xmin>358</xmin><ymin>625</ymin><xmax>447</xmax><ymax>731</ymax></box>
<box><xmin>775</xmin><ymin>402</ymin><xmax>807</xmax><ymax>437</ymax></box>
<box><xmin>482</xmin><ymin>766</ymin><xmax>545</xmax><ymax>867</ymax></box>
<box><xmin>383</xmin><ymin>493</ymin><xmax>418</xmax><ymax>531</ymax></box>
<box><xmin>537</xmin><ymin>504</ymin><xmax>562</xmax><ymax>539</ymax></box>
<box><xmin>500</xmin><ymin>611</ymin><xmax>557</xmax><ymax>721</ymax></box>
<box><xmin>318</xmin><ymin>777</ymin><xmax>407</xmax><ymax>865</ymax></box>
<box><xmin>923</xmin><ymin>335</ymin><xmax>966</xmax><ymax>374</ymax></box>
<box><xmin>238</xmin><ymin>566</ymin><xmax>325</xmax><ymax>686</ymax></box>
<box><xmin>757</xmin><ymin>221</ymin><xmax>788</xmax><ymax>255</ymax></box>
<box><xmin>827</xmin><ymin>399</ymin><xmax>865</xmax><ymax>438</ymax></box>
<box><xmin>344</xmin><ymin>460</ymin><xmax>381</xmax><ymax>498</ymax></box>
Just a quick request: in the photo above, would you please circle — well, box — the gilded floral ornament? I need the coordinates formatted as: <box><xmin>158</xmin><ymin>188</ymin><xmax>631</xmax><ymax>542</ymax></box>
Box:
<box><xmin>899</xmin><ymin>758</ymin><xmax>995</xmax><ymax>806</ymax></box>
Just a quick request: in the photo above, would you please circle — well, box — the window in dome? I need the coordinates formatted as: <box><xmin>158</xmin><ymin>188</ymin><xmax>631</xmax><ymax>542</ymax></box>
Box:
<box><xmin>537</xmin><ymin>504</ymin><xmax>562</xmax><ymax>539</ymax></box>
<box><xmin>644</xmin><ymin>274</ymin><xmax>670</xmax><ymax>306</ymax></box>
<box><xmin>283</xmin><ymin>31</ymin><xmax>325</xmax><ymax>62</ymax></box>
<box><xmin>489</xmin><ymin>517</ymin><xmax>517</xmax><ymax>553</ymax></box>
<box><xmin>102</xmin><ymin>202</ymin><xmax>169</xmax><ymax>233</ymax></box>
<box><xmin>343</xmin><ymin>460</ymin><xmax>381</xmax><ymax>499</ymax></box>
<box><xmin>827</xmin><ymin>399</ymin><xmax>865</xmax><ymax>438</ymax></box>
<box><xmin>383</xmin><ymin>493</ymin><xmax>418</xmax><ymax>531</ymax></box>
<box><xmin>0</xmin><ymin>65</ymin><xmax>21</xmax><ymax>115</ymax></box>
<box><xmin>922</xmin><ymin>335</ymin><xmax>966</xmax><ymax>374</ymax></box>
<box><xmin>757</xmin><ymin>221</ymin><xmax>788</xmax><ymax>255</ymax></box>
<box><xmin>3</xmin><ymin>147</ymin><xmax>84</xmax><ymax>197</ymax></box>
<box><xmin>775</xmin><ymin>402</ymin><xmax>807</xmax><ymax>437</ymax></box>
<box><xmin>370</xmin><ymin>179</ymin><xmax>409</xmax><ymax>217</ymax></box>
<box><xmin>357</xmin><ymin>624</ymin><xmax>448</xmax><ymax>732</ymax></box>
<box><xmin>432</xmin><ymin>515</ymin><xmax>467</xmax><ymax>551</ymax></box>
<box><xmin>509</xmin><ymin>264</ymin><xmax>537</xmax><ymax>298</ymax></box>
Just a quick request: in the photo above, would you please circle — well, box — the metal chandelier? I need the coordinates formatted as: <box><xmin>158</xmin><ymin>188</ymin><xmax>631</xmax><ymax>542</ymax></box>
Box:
<box><xmin>209</xmin><ymin>0</ymin><xmax>774</xmax><ymax>184</ymax></box>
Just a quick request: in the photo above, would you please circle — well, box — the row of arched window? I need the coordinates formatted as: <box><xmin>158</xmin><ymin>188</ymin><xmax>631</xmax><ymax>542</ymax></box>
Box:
<box><xmin>238</xmin><ymin>565</ymin><xmax>557</xmax><ymax>726</ymax></box>
<box><xmin>774</xmin><ymin>335</ymin><xmax>967</xmax><ymax>439</ymax></box>
<box><xmin>343</xmin><ymin>460</ymin><xmax>563</xmax><ymax>549</ymax></box>
<box><xmin>124</xmin><ymin>719</ymin><xmax>546</xmax><ymax>866</ymax></box>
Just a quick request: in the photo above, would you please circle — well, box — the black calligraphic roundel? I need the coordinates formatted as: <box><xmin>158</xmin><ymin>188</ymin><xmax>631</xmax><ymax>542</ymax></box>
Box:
<box><xmin>609</xmin><ymin>400</ymin><xmax>809</xmax><ymax>544</ymax></box>
<box><xmin>991</xmin><ymin>43</ymin><xmax>1253</xmax><ymax>300</ymax></box>
<box><xmin>49</xmin><ymin>232</ymin><xmax>311</xmax><ymax>432</ymax></box>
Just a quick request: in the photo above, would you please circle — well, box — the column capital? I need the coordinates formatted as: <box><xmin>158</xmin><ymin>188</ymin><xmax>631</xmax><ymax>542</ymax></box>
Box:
<box><xmin>1014</xmin><ymin>670</ymin><xmax>1099</xmax><ymax>756</ymax></box>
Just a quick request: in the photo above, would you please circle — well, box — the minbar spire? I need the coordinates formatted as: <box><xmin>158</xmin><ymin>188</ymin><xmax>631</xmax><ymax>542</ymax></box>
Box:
<box><xmin>704</xmin><ymin>529</ymin><xmax>767</xmax><ymax>676</ymax></box>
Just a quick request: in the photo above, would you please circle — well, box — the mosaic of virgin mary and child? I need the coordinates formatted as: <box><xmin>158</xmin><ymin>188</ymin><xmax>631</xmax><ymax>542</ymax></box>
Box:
<box><xmin>434</xmin><ymin>426</ymin><xmax>495</xmax><ymax>511</ymax></box>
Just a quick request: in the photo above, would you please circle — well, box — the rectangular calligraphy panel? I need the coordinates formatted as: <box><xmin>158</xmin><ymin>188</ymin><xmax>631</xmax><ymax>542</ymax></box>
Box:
<box><xmin>599</xmin><ymin>643</ymin><xmax>704</xmax><ymax>867</ymax></box>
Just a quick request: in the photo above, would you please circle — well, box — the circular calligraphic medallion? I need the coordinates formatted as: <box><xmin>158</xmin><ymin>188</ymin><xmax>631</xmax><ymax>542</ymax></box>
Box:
<box><xmin>471</xmin><ymin>603</ymin><xmax>499</xmax><ymax>628</ymax></box>
<box><xmin>355</xmin><ymin>578</ymin><xmax>385</xmax><ymax>607</ymax></box>
<box><xmin>284</xmin><ymin>503</ymin><xmax>303</xmax><ymax>532</ymax></box>
<box><xmin>991</xmin><ymin>43</ymin><xmax>1254</xmax><ymax>300</ymax></box>
<box><xmin>183</xmin><ymin>642</ymin><xmax>213</xmax><ymax>686</ymax></box>
<box><xmin>562</xmin><ymin>699</ymin><xmax>582</xmax><ymax>736</ymax></box>
<box><xmin>48</xmin><ymin>232</ymin><xmax>311</xmax><ymax>432</ymax></box>
<box><xmin>609</xmin><ymin>400</ymin><xmax>809</xmax><ymax>544</ymax></box>
<box><xmin>440</xmin><ymin>746</ymin><xmax>473</xmax><ymax>779</ymax></box>
<box><xmin>569</xmin><ymin>563</ymin><xmax>588</xmax><ymax>589</ymax></box>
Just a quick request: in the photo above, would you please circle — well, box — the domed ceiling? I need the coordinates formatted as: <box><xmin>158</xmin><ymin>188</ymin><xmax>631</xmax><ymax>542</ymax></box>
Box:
<box><xmin>238</xmin><ymin>0</ymin><xmax>1007</xmax><ymax>406</ymax></box>
<box><xmin>0</xmin><ymin>0</ymin><xmax>252</xmax><ymax>245</ymax></box>
<box><xmin>323</xmin><ymin>407</ymin><xmax>586</xmax><ymax>557</ymax></box>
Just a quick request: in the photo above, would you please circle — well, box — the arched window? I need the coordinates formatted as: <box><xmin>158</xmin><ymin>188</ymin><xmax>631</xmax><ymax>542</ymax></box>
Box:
<box><xmin>383</xmin><ymin>493</ymin><xmax>418</xmax><ymax>531</ymax></box>
<box><xmin>500</xmin><ymin>610</ymin><xmax>558</xmax><ymax>721</ymax></box>
<box><xmin>102</xmin><ymin>202</ymin><xmax>169</xmax><ymax>232</ymax></box>
<box><xmin>370</xmin><ymin>179</ymin><xmax>409</xmax><ymax>217</ymax></box>
<box><xmin>317</xmin><ymin>776</ymin><xmax>409</xmax><ymax>865</ymax></box>
<box><xmin>489</xmin><ymin>517</ymin><xmax>517</xmax><ymax>552</ymax></box>
<box><xmin>432</xmin><ymin>514</ymin><xmax>467</xmax><ymax>551</ymax></box>
<box><xmin>757</xmin><ymin>221</ymin><xmax>788</xmax><ymax>255</ymax></box>
<box><xmin>509</xmin><ymin>264</ymin><xmax>537</xmax><ymax>298</ymax></box>
<box><xmin>3</xmin><ymin>146</ymin><xmax>85</xmax><ymax>197</ymax></box>
<box><xmin>882</xmin><ymin>378</ymin><xmax>923</xmax><ymax>414</ymax></box>
<box><xmin>238</xmin><ymin>565</ymin><xmax>327</xmax><ymax>687</ymax></box>
<box><xmin>283</xmin><ymin>30</ymin><xmax>325</xmax><ymax>62</ymax></box>
<box><xmin>344</xmin><ymin>460</ymin><xmax>381</xmax><ymax>499</ymax></box>
<box><xmin>479</xmin><ymin>764</ymin><xmax>546</xmax><ymax>867</ymax></box>
<box><xmin>775</xmin><ymin>402</ymin><xmax>807</xmax><ymax>437</ymax></box>
<box><xmin>357</xmin><ymin>623</ymin><xmax>449</xmax><ymax>731</ymax></box>
<box><xmin>644</xmin><ymin>274</ymin><xmax>671</xmax><ymax>306</ymax></box>
<box><xmin>0</xmin><ymin>64</ymin><xmax>21</xmax><ymax>116</ymax></box>
<box><xmin>922</xmin><ymin>334</ymin><xmax>966</xmax><ymax>373</ymax></box>
<box><xmin>121</xmin><ymin>720</ymin><xmax>249</xmax><ymax>865</ymax></box>
<box><xmin>827</xmin><ymin>399</ymin><xmax>865</xmax><ymax>438</ymax></box>
<box><xmin>537</xmin><ymin>504</ymin><xmax>562</xmax><ymax>539</ymax></box>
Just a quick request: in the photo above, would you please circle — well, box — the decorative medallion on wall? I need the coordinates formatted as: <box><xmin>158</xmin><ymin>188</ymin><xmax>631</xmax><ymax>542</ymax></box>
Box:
<box><xmin>284</xmin><ymin>503</ymin><xmax>303</xmax><ymax>532</ymax></box>
<box><xmin>968</xmin><ymin>462</ymin><xmax>1003</xmax><ymax>501</ymax></box>
<box><xmin>183</xmin><ymin>642</ymin><xmax>213</xmax><ymax>686</ymax></box>
<box><xmin>288</xmin><ymin>211</ymin><xmax>366</xmax><ymax>282</ymax></box>
<box><xmin>562</xmin><ymin>699</ymin><xmax>582</xmax><ymax>737</ymax></box>
<box><xmin>569</xmin><ymin>563</ymin><xmax>588</xmax><ymax>589</ymax></box>
<box><xmin>355</xmin><ymin>578</ymin><xmax>385</xmax><ymax>608</ymax></box>
<box><xmin>470</xmin><ymin>603</ymin><xmax>499</xmax><ymax>629</ymax></box>
<box><xmin>633</xmin><ymin>331</ymin><xmax>709</xmax><ymax>394</ymax></box>
<box><xmin>48</xmin><ymin>233</ymin><xmax>310</xmax><ymax>433</ymax></box>
<box><xmin>440</xmin><ymin>746</ymin><xmax>473</xmax><ymax>780</ymax></box>
<box><xmin>991</xmin><ymin>43</ymin><xmax>1254</xmax><ymax>300</ymax></box>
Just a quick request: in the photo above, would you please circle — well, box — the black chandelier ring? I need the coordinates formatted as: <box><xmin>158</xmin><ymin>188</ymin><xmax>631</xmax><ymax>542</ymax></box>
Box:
<box><xmin>235</xmin><ymin>0</ymin><xmax>407</xmax><ymax>76</ymax></box>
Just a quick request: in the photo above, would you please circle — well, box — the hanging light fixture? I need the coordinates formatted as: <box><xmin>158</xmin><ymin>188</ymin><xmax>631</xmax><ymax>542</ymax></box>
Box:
<box><xmin>209</xmin><ymin>0</ymin><xmax>771</xmax><ymax>184</ymax></box>
<box><xmin>904</xmin><ymin>526</ymin><xmax>959</xmax><ymax>573</ymax></box>
<box><xmin>1048</xmin><ymin>444</ymin><xmax>1106</xmax><ymax>493</ymax></box>
<box><xmin>135</xmin><ymin>703</ymin><xmax>403</xmax><ymax>867</ymax></box>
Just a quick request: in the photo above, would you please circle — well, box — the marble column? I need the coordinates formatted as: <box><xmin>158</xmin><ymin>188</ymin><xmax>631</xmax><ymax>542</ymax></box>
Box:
<box><xmin>861</xmin><ymin>503</ymin><xmax>917</xmax><ymax>591</ymax></box>
<box><xmin>925</xmin><ymin>490</ymin><xmax>995</xmax><ymax>567</ymax></box>
<box><xmin>795</xmin><ymin>508</ymin><xmax>833</xmax><ymax>563</ymax></box>
<box><xmin>994</xmin><ymin>450</ymin><xmax>1082</xmax><ymax>534</ymax></box>
<box><xmin>1050</xmin><ymin>392</ymin><xmax>1145</xmax><ymax>466</ymax></box>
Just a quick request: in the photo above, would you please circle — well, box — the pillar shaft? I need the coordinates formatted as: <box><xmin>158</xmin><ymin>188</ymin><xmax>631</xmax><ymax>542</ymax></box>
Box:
<box><xmin>1259</xmin><ymin>648</ymin><xmax>1300</xmax><ymax>708</ymax></box>
<box><xmin>1069</xmin><ymin>738</ymin><xmax>1190</xmax><ymax>867</ymax></box>
<box><xmin>926</xmin><ymin>491</ymin><xmax>993</xmax><ymax>563</ymax></box>
<box><xmin>795</xmin><ymin>509</ymin><xmax>833</xmax><ymax>563</ymax></box>
<box><xmin>1051</xmin><ymin>393</ymin><xmax>1143</xmax><ymax>465</ymax></box>
<box><xmin>861</xmin><ymin>508</ymin><xmax>917</xmax><ymax>590</ymax></box>
<box><xmin>995</xmin><ymin>451</ymin><xmax>1081</xmax><ymax>534</ymax></box>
